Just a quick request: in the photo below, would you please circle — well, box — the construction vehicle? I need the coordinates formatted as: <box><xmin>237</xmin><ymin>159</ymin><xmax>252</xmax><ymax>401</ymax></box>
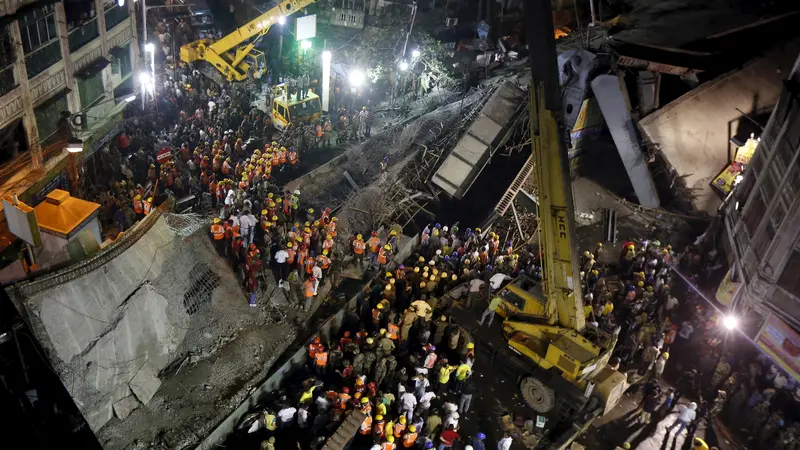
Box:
<box><xmin>180</xmin><ymin>0</ymin><xmax>315</xmax><ymax>82</ymax></box>
<box><xmin>271</xmin><ymin>83</ymin><xmax>322</xmax><ymax>129</ymax></box>
<box><xmin>495</xmin><ymin>0</ymin><xmax>628</xmax><ymax>447</ymax></box>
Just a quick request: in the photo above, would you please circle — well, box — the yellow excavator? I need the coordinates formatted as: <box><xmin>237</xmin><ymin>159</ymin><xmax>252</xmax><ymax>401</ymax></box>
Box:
<box><xmin>494</xmin><ymin>0</ymin><xmax>628</xmax><ymax>447</ymax></box>
<box><xmin>180</xmin><ymin>0</ymin><xmax>315</xmax><ymax>82</ymax></box>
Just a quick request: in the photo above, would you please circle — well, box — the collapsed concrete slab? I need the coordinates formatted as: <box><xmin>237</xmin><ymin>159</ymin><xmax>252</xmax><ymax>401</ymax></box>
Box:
<box><xmin>9</xmin><ymin>213</ymin><xmax>297</xmax><ymax>449</ymax></box>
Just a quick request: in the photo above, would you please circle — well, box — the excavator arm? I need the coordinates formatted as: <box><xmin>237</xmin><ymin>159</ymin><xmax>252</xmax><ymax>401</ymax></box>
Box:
<box><xmin>180</xmin><ymin>0</ymin><xmax>315</xmax><ymax>81</ymax></box>
<box><xmin>527</xmin><ymin>0</ymin><xmax>585</xmax><ymax>331</ymax></box>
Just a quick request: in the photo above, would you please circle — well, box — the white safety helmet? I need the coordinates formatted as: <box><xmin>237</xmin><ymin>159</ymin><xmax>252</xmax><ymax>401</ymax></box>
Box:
<box><xmin>293</xmin><ymin>190</ymin><xmax>301</xmax><ymax>195</ymax></box>
<box><xmin>436</xmin><ymin>249</ymin><xmax>442</xmax><ymax>255</ymax></box>
<box><xmin>443</xmin><ymin>226</ymin><xmax>449</xmax><ymax>232</ymax></box>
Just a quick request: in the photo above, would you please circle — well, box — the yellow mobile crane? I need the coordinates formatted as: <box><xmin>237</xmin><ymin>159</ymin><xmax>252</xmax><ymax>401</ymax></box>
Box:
<box><xmin>495</xmin><ymin>0</ymin><xmax>627</xmax><ymax>446</ymax></box>
<box><xmin>180</xmin><ymin>0</ymin><xmax>315</xmax><ymax>82</ymax></box>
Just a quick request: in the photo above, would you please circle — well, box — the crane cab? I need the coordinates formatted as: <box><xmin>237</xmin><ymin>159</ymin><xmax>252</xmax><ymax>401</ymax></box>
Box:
<box><xmin>495</xmin><ymin>275</ymin><xmax>548</xmax><ymax>318</ymax></box>
<box><xmin>271</xmin><ymin>83</ymin><xmax>322</xmax><ymax>130</ymax></box>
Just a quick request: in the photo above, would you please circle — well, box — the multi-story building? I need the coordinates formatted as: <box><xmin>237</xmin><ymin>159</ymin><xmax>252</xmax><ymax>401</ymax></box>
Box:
<box><xmin>720</xmin><ymin>52</ymin><xmax>800</xmax><ymax>375</ymax></box>
<box><xmin>0</xmin><ymin>0</ymin><xmax>137</xmax><ymax>197</ymax></box>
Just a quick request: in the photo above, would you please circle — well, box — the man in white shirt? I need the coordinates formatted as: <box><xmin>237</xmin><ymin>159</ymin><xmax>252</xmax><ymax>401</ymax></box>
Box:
<box><xmin>222</xmin><ymin>189</ymin><xmax>235</xmax><ymax>218</ymax></box>
<box><xmin>665</xmin><ymin>402</ymin><xmax>697</xmax><ymax>436</ymax></box>
<box><xmin>466</xmin><ymin>279</ymin><xmax>485</xmax><ymax>309</ymax></box>
<box><xmin>239</xmin><ymin>211</ymin><xmax>256</xmax><ymax>245</ymax></box>
<box><xmin>489</xmin><ymin>273</ymin><xmax>511</xmax><ymax>291</ymax></box>
<box><xmin>274</xmin><ymin>248</ymin><xmax>289</xmax><ymax>285</ymax></box>
<box><xmin>312</xmin><ymin>264</ymin><xmax>323</xmax><ymax>295</ymax></box>
<box><xmin>400</xmin><ymin>391</ymin><xmax>417</xmax><ymax>420</ymax></box>
<box><xmin>417</xmin><ymin>391</ymin><xmax>436</xmax><ymax>414</ymax></box>
<box><xmin>498</xmin><ymin>434</ymin><xmax>513</xmax><ymax>450</ymax></box>
<box><xmin>277</xmin><ymin>406</ymin><xmax>297</xmax><ymax>428</ymax></box>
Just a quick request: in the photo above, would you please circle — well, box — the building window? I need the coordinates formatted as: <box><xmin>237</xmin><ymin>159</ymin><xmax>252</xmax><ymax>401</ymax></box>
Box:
<box><xmin>743</xmin><ymin>193</ymin><xmax>766</xmax><ymax>236</ymax></box>
<box><xmin>35</xmin><ymin>94</ymin><xmax>68</xmax><ymax>142</ymax></box>
<box><xmin>777</xmin><ymin>249</ymin><xmax>800</xmax><ymax>298</ymax></box>
<box><xmin>0</xmin><ymin>26</ymin><xmax>15</xmax><ymax>96</ymax></box>
<box><xmin>19</xmin><ymin>6</ymin><xmax>62</xmax><ymax>79</ymax></box>
<box><xmin>105</xmin><ymin>4</ymin><xmax>130</xmax><ymax>31</ymax></box>
<box><xmin>110</xmin><ymin>43</ymin><xmax>132</xmax><ymax>79</ymax></box>
<box><xmin>68</xmin><ymin>17</ymin><xmax>99</xmax><ymax>53</ymax></box>
<box><xmin>78</xmin><ymin>70</ymin><xmax>104</xmax><ymax>108</ymax></box>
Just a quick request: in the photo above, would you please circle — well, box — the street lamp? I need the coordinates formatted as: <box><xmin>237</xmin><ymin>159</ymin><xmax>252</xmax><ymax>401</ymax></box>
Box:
<box><xmin>349</xmin><ymin>69</ymin><xmax>365</xmax><ymax>87</ymax></box>
<box><xmin>301</xmin><ymin>40</ymin><xmax>312</xmax><ymax>50</ymax></box>
<box><xmin>411</xmin><ymin>49</ymin><xmax>421</xmax><ymax>58</ymax></box>
<box><xmin>322</xmin><ymin>50</ymin><xmax>332</xmax><ymax>112</ymax></box>
<box><xmin>399</xmin><ymin>61</ymin><xmax>409</xmax><ymax>71</ymax></box>
<box><xmin>124</xmin><ymin>95</ymin><xmax>137</xmax><ymax>103</ymax></box>
<box><xmin>278</xmin><ymin>16</ymin><xmax>286</xmax><ymax>25</ymax></box>
<box><xmin>722</xmin><ymin>315</ymin><xmax>739</xmax><ymax>330</ymax></box>
<box><xmin>138</xmin><ymin>72</ymin><xmax>154</xmax><ymax>108</ymax></box>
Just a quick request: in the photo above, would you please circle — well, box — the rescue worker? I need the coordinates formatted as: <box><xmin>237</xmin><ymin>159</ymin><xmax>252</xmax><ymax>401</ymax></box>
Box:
<box><xmin>210</xmin><ymin>218</ymin><xmax>225</xmax><ymax>255</ymax></box>
<box><xmin>315</xmin><ymin>345</ymin><xmax>328</xmax><ymax>376</ymax></box>
<box><xmin>402</xmin><ymin>424</ymin><xmax>418</xmax><ymax>448</ymax></box>
<box><xmin>133</xmin><ymin>194</ymin><xmax>144</xmax><ymax>219</ymax></box>
<box><xmin>382</xmin><ymin>435</ymin><xmax>396</xmax><ymax>450</ymax></box>
<box><xmin>377</xmin><ymin>244</ymin><xmax>391</xmax><ymax>270</ymax></box>
<box><xmin>317</xmin><ymin>250</ymin><xmax>332</xmax><ymax>279</ymax></box>
<box><xmin>367</xmin><ymin>232</ymin><xmax>381</xmax><ymax>268</ymax></box>
<box><xmin>353</xmin><ymin>234</ymin><xmax>366</xmax><ymax>268</ymax></box>
<box><xmin>373</xmin><ymin>414</ymin><xmax>387</xmax><ymax>441</ymax></box>
<box><xmin>372</xmin><ymin>302</ymin><xmax>385</xmax><ymax>331</ymax></box>
<box><xmin>304</xmin><ymin>276</ymin><xmax>316</xmax><ymax>310</ymax></box>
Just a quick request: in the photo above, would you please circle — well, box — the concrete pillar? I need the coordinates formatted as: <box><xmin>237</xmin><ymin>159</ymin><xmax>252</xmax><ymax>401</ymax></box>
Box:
<box><xmin>9</xmin><ymin>22</ymin><xmax>42</xmax><ymax>169</ymax></box>
<box><xmin>54</xmin><ymin>2</ymin><xmax>81</xmax><ymax>112</ymax></box>
<box><xmin>95</xmin><ymin>0</ymin><xmax>115</xmax><ymax>99</ymax></box>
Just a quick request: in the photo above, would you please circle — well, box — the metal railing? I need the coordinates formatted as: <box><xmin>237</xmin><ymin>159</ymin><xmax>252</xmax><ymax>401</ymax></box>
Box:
<box><xmin>67</xmin><ymin>18</ymin><xmax>99</xmax><ymax>53</ymax></box>
<box><xmin>104</xmin><ymin>4</ymin><xmax>129</xmax><ymax>31</ymax></box>
<box><xmin>24</xmin><ymin>40</ymin><xmax>61</xmax><ymax>79</ymax></box>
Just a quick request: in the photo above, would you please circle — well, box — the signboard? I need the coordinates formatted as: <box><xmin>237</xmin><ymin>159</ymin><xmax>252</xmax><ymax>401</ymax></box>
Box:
<box><xmin>756</xmin><ymin>313</ymin><xmax>800</xmax><ymax>381</ymax></box>
<box><xmin>156</xmin><ymin>147</ymin><xmax>172</xmax><ymax>163</ymax></box>
<box><xmin>711</xmin><ymin>162</ymin><xmax>743</xmax><ymax>196</ymax></box>
<box><xmin>715</xmin><ymin>266</ymin><xmax>742</xmax><ymax>306</ymax></box>
<box><xmin>734</xmin><ymin>136</ymin><xmax>759</xmax><ymax>165</ymax></box>
<box><xmin>296</xmin><ymin>14</ymin><xmax>317</xmax><ymax>41</ymax></box>
<box><xmin>2</xmin><ymin>197</ymin><xmax>41</xmax><ymax>246</ymax></box>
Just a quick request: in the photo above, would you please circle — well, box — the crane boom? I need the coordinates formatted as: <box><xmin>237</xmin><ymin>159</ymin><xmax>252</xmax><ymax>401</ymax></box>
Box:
<box><xmin>180</xmin><ymin>0</ymin><xmax>315</xmax><ymax>81</ymax></box>
<box><xmin>526</xmin><ymin>0</ymin><xmax>585</xmax><ymax>331</ymax></box>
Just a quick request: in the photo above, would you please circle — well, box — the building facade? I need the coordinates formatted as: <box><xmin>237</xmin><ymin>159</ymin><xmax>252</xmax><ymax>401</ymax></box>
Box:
<box><xmin>722</xmin><ymin>52</ymin><xmax>800</xmax><ymax>331</ymax></box>
<box><xmin>0</xmin><ymin>0</ymin><xmax>137</xmax><ymax>180</ymax></box>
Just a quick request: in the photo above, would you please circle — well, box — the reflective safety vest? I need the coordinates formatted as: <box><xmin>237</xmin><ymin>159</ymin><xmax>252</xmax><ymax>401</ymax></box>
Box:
<box><xmin>359</xmin><ymin>415</ymin><xmax>373</xmax><ymax>434</ymax></box>
<box><xmin>288</xmin><ymin>151</ymin><xmax>298</xmax><ymax>165</ymax></box>
<box><xmin>315</xmin><ymin>351</ymin><xmax>328</xmax><ymax>367</ymax></box>
<box><xmin>272</xmin><ymin>152</ymin><xmax>280</xmax><ymax>166</ymax></box>
<box><xmin>372</xmin><ymin>308</ymin><xmax>381</xmax><ymax>324</ymax></box>
<box><xmin>278</xmin><ymin>150</ymin><xmax>287</xmax><ymax>164</ymax></box>
<box><xmin>304</xmin><ymin>257</ymin><xmax>315</xmax><ymax>274</ymax></box>
<box><xmin>402</xmin><ymin>431</ymin><xmax>418</xmax><ymax>448</ymax></box>
<box><xmin>367</xmin><ymin>237</ymin><xmax>381</xmax><ymax>253</ymax></box>
<box><xmin>353</xmin><ymin>240</ymin><xmax>365</xmax><ymax>254</ymax></box>
<box><xmin>322</xmin><ymin>239</ymin><xmax>334</xmax><ymax>251</ymax></box>
<box><xmin>286</xmin><ymin>249</ymin><xmax>296</xmax><ymax>264</ymax></box>
<box><xmin>373</xmin><ymin>420</ymin><xmax>385</xmax><ymax>439</ymax></box>
<box><xmin>386</xmin><ymin>323</ymin><xmax>400</xmax><ymax>340</ymax></box>
<box><xmin>381</xmin><ymin>442</ymin><xmax>395</xmax><ymax>450</ymax></box>
<box><xmin>222</xmin><ymin>162</ymin><xmax>232</xmax><ymax>174</ymax></box>
<box><xmin>265</xmin><ymin>413</ymin><xmax>278</xmax><ymax>431</ymax></box>
<box><xmin>304</xmin><ymin>279</ymin><xmax>315</xmax><ymax>298</ymax></box>
<box><xmin>211</xmin><ymin>224</ymin><xmax>225</xmax><ymax>240</ymax></box>
<box><xmin>143</xmin><ymin>201</ymin><xmax>152</xmax><ymax>215</ymax></box>
<box><xmin>317</xmin><ymin>255</ymin><xmax>331</xmax><ymax>269</ymax></box>
<box><xmin>133</xmin><ymin>199</ymin><xmax>144</xmax><ymax>214</ymax></box>
<box><xmin>393</xmin><ymin>422</ymin><xmax>406</xmax><ymax>438</ymax></box>
<box><xmin>337</xmin><ymin>393</ymin><xmax>350</xmax><ymax>409</ymax></box>
<box><xmin>377</xmin><ymin>248</ymin><xmax>388</xmax><ymax>265</ymax></box>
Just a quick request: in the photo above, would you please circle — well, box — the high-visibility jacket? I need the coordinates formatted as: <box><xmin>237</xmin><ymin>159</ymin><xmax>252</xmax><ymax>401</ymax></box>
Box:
<box><xmin>288</xmin><ymin>151</ymin><xmax>298</xmax><ymax>165</ymax></box>
<box><xmin>455</xmin><ymin>363</ymin><xmax>471</xmax><ymax>381</ymax></box>
<box><xmin>353</xmin><ymin>240</ymin><xmax>365</xmax><ymax>254</ymax></box>
<box><xmin>373</xmin><ymin>420</ymin><xmax>385</xmax><ymax>439</ymax></box>
<box><xmin>315</xmin><ymin>351</ymin><xmax>328</xmax><ymax>367</ymax></box>
<box><xmin>211</xmin><ymin>224</ymin><xmax>225</xmax><ymax>240</ymax></box>
<box><xmin>303</xmin><ymin>257</ymin><xmax>314</xmax><ymax>274</ymax></box>
<box><xmin>359</xmin><ymin>415</ymin><xmax>373</xmax><ymax>435</ymax></box>
<box><xmin>222</xmin><ymin>162</ymin><xmax>232</xmax><ymax>175</ymax></box>
<box><xmin>386</xmin><ymin>323</ymin><xmax>400</xmax><ymax>340</ymax></box>
<box><xmin>143</xmin><ymin>200</ymin><xmax>152</xmax><ymax>215</ymax></box>
<box><xmin>381</xmin><ymin>441</ymin><xmax>395</xmax><ymax>450</ymax></box>
<box><xmin>296</xmin><ymin>250</ymin><xmax>308</xmax><ymax>267</ymax></box>
<box><xmin>304</xmin><ymin>279</ymin><xmax>315</xmax><ymax>298</ymax></box>
<box><xmin>372</xmin><ymin>308</ymin><xmax>382</xmax><ymax>324</ymax></box>
<box><xmin>367</xmin><ymin>237</ymin><xmax>381</xmax><ymax>253</ymax></box>
<box><xmin>286</xmin><ymin>249</ymin><xmax>296</xmax><ymax>264</ymax></box>
<box><xmin>322</xmin><ymin>239</ymin><xmax>334</xmax><ymax>252</ymax></box>
<box><xmin>316</xmin><ymin>124</ymin><xmax>323</xmax><ymax>137</ymax></box>
<box><xmin>307</xmin><ymin>342</ymin><xmax>322</xmax><ymax>358</ymax></box>
<box><xmin>133</xmin><ymin>199</ymin><xmax>144</xmax><ymax>214</ymax></box>
<box><xmin>265</xmin><ymin>413</ymin><xmax>278</xmax><ymax>431</ymax></box>
<box><xmin>393</xmin><ymin>422</ymin><xmax>406</xmax><ymax>439</ymax></box>
<box><xmin>299</xmin><ymin>385</ymin><xmax>318</xmax><ymax>403</ymax></box>
<box><xmin>271</xmin><ymin>152</ymin><xmax>280</xmax><ymax>166</ymax></box>
<box><xmin>377</xmin><ymin>248</ymin><xmax>388</xmax><ymax>265</ymax></box>
<box><xmin>439</xmin><ymin>366</ymin><xmax>455</xmax><ymax>384</ymax></box>
<box><xmin>337</xmin><ymin>392</ymin><xmax>350</xmax><ymax>409</ymax></box>
<box><xmin>402</xmin><ymin>431</ymin><xmax>418</xmax><ymax>448</ymax></box>
<box><xmin>317</xmin><ymin>255</ymin><xmax>331</xmax><ymax>269</ymax></box>
<box><xmin>278</xmin><ymin>150</ymin><xmax>287</xmax><ymax>164</ymax></box>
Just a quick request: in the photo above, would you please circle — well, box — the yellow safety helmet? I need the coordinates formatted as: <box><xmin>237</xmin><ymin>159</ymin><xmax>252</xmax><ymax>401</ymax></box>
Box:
<box><xmin>357</xmin><ymin>234</ymin><xmax>363</xmax><ymax>240</ymax></box>
<box><xmin>377</xmin><ymin>303</ymin><xmax>384</xmax><ymax>309</ymax></box>
<box><xmin>420</xmin><ymin>282</ymin><xmax>426</xmax><ymax>288</ymax></box>
<box><xmin>147</xmin><ymin>197</ymin><xmax>153</xmax><ymax>202</ymax></box>
<box><xmin>272</xmin><ymin>216</ymin><xmax>279</xmax><ymax>221</ymax></box>
<box><xmin>287</xmin><ymin>242</ymin><xmax>293</xmax><ymax>248</ymax></box>
<box><xmin>389</xmin><ymin>230</ymin><xmax>397</xmax><ymax>236</ymax></box>
<box><xmin>376</xmin><ymin>415</ymin><xmax>384</xmax><ymax>421</ymax></box>
<box><xmin>441</xmin><ymin>272</ymin><xmax>447</xmax><ymax>278</ymax></box>
<box><xmin>308</xmin><ymin>208</ymin><xmax>314</xmax><ymax>214</ymax></box>
<box><xmin>408</xmin><ymin>425</ymin><xmax>416</xmax><ymax>433</ymax></box>
<box><xmin>135</xmin><ymin>194</ymin><xmax>142</xmax><ymax>200</ymax></box>
<box><xmin>386</xmin><ymin>436</ymin><xmax>395</xmax><ymax>443</ymax></box>
<box><xmin>418</xmin><ymin>256</ymin><xmax>425</xmax><ymax>262</ymax></box>
<box><xmin>213</xmin><ymin>218</ymin><xmax>221</xmax><ymax>224</ymax></box>
<box><xmin>637</xmin><ymin>281</ymin><xmax>644</xmax><ymax>287</ymax></box>
<box><xmin>451</xmin><ymin>275</ymin><xmax>457</xmax><ymax>281</ymax></box>
<box><xmin>414</xmin><ymin>267</ymin><xmax>420</xmax><ymax>273</ymax></box>
<box><xmin>467</xmin><ymin>343</ymin><xmax>475</xmax><ymax>349</ymax></box>
<box><xmin>327</xmin><ymin>235</ymin><xmax>333</xmax><ymax>240</ymax></box>
<box><xmin>384</xmin><ymin>245</ymin><xmax>391</xmax><ymax>250</ymax></box>
<box><xmin>390</xmin><ymin>278</ymin><xmax>396</xmax><ymax>284</ymax></box>
<box><xmin>262</xmin><ymin>209</ymin><xmax>268</xmax><ymax>215</ymax></box>
<box><xmin>361</xmin><ymin>397</ymin><xmax>369</xmax><ymax>403</ymax></box>
<box><xmin>399</xmin><ymin>416</ymin><xmax>406</xmax><ymax>424</ymax></box>
<box><xmin>323</xmin><ymin>250</ymin><xmax>329</xmax><ymax>255</ymax></box>
<box><xmin>385</xmin><ymin>272</ymin><xmax>393</xmax><ymax>278</ymax></box>
<box><xmin>662</xmin><ymin>352</ymin><xmax>670</xmax><ymax>360</ymax></box>
<box><xmin>268</xmin><ymin>193</ymin><xmax>274</xmax><ymax>199</ymax></box>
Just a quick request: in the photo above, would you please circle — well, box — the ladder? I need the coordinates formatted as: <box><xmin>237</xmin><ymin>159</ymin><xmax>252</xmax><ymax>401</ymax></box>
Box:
<box><xmin>494</xmin><ymin>155</ymin><xmax>535</xmax><ymax>216</ymax></box>
<box><xmin>322</xmin><ymin>410</ymin><xmax>366</xmax><ymax>450</ymax></box>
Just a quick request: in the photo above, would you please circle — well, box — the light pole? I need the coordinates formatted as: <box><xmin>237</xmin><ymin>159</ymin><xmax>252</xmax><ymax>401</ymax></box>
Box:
<box><xmin>321</xmin><ymin>50</ymin><xmax>331</xmax><ymax>113</ymax></box>
<box><xmin>277</xmin><ymin>16</ymin><xmax>286</xmax><ymax>72</ymax></box>
<box><xmin>401</xmin><ymin>1</ymin><xmax>418</xmax><ymax>58</ymax></box>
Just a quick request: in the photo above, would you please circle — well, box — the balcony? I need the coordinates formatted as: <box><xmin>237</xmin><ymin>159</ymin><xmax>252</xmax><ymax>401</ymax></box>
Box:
<box><xmin>68</xmin><ymin>18</ymin><xmax>99</xmax><ymax>53</ymax></box>
<box><xmin>104</xmin><ymin>4</ymin><xmax>129</xmax><ymax>31</ymax></box>
<box><xmin>25</xmin><ymin>40</ymin><xmax>62</xmax><ymax>79</ymax></box>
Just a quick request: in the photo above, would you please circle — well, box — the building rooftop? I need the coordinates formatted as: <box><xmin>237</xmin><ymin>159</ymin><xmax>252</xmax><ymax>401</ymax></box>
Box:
<box><xmin>34</xmin><ymin>189</ymin><xmax>100</xmax><ymax>236</ymax></box>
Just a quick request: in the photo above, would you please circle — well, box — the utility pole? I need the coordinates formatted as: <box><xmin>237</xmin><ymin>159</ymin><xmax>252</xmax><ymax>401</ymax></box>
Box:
<box><xmin>401</xmin><ymin>1</ymin><xmax>417</xmax><ymax>58</ymax></box>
